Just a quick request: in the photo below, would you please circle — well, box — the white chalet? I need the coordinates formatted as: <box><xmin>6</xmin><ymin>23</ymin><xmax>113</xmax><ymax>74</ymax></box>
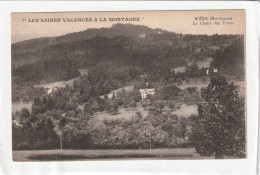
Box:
<box><xmin>139</xmin><ymin>88</ymin><xmax>155</xmax><ymax>100</ymax></box>
<box><xmin>206</xmin><ymin>68</ymin><xmax>218</xmax><ymax>75</ymax></box>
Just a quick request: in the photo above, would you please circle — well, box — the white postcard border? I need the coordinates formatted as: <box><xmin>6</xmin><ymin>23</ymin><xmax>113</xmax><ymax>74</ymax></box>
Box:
<box><xmin>0</xmin><ymin>1</ymin><xmax>259</xmax><ymax>175</ymax></box>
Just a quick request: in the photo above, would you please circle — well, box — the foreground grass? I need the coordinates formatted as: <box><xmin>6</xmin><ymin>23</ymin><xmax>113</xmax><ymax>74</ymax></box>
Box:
<box><xmin>13</xmin><ymin>148</ymin><xmax>208</xmax><ymax>161</ymax></box>
<box><xmin>28</xmin><ymin>153</ymin><xmax>194</xmax><ymax>161</ymax></box>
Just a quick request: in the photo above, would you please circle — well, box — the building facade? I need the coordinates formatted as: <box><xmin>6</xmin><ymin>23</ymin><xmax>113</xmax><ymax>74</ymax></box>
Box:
<box><xmin>139</xmin><ymin>88</ymin><xmax>155</xmax><ymax>100</ymax></box>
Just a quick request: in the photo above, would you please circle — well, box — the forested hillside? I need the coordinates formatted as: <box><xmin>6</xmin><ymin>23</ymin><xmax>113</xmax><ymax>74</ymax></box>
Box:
<box><xmin>12</xmin><ymin>24</ymin><xmax>165</xmax><ymax>61</ymax></box>
<box><xmin>12</xmin><ymin>24</ymin><xmax>244</xmax><ymax>83</ymax></box>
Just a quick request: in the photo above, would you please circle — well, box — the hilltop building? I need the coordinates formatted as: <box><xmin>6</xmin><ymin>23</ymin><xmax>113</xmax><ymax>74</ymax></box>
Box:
<box><xmin>139</xmin><ymin>34</ymin><xmax>146</xmax><ymax>38</ymax></box>
<box><xmin>209</xmin><ymin>45</ymin><xmax>220</xmax><ymax>51</ymax></box>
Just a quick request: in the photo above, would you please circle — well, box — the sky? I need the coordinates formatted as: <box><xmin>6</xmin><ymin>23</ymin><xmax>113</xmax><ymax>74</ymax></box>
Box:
<box><xmin>11</xmin><ymin>10</ymin><xmax>245</xmax><ymax>43</ymax></box>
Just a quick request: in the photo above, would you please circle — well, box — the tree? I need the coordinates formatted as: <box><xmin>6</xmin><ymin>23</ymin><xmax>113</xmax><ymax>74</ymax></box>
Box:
<box><xmin>133</xmin><ymin>111</ymin><xmax>143</xmax><ymax>121</ymax></box>
<box><xmin>176</xmin><ymin>78</ymin><xmax>182</xmax><ymax>85</ymax></box>
<box><xmin>193</xmin><ymin>75</ymin><xmax>245</xmax><ymax>158</ymax></box>
<box><xmin>157</xmin><ymin>84</ymin><xmax>180</xmax><ymax>100</ymax></box>
<box><xmin>19</xmin><ymin>108</ymin><xmax>30</xmax><ymax>126</ymax></box>
<box><xmin>31</xmin><ymin>97</ymin><xmax>44</xmax><ymax>115</ymax></box>
<box><xmin>133</xmin><ymin>86</ymin><xmax>142</xmax><ymax>102</ymax></box>
<box><xmin>151</xmin><ymin>100</ymin><xmax>164</xmax><ymax>111</ymax></box>
<box><xmin>161</xmin><ymin>113</ymin><xmax>182</xmax><ymax>139</ymax></box>
<box><xmin>108</xmin><ymin>101</ymin><xmax>119</xmax><ymax>115</ymax></box>
<box><xmin>185</xmin><ymin>78</ymin><xmax>190</xmax><ymax>84</ymax></box>
<box><xmin>168</xmin><ymin>101</ymin><xmax>176</xmax><ymax>111</ymax></box>
<box><xmin>20</xmin><ymin>108</ymin><xmax>30</xmax><ymax>118</ymax></box>
<box><xmin>185</xmin><ymin>63</ymin><xmax>199</xmax><ymax>78</ymax></box>
<box><xmin>112</xmin><ymin>93</ymin><xmax>116</xmax><ymax>100</ymax></box>
<box><xmin>73</xmin><ymin>80</ymin><xmax>78</xmax><ymax>89</ymax></box>
<box><xmin>59</xmin><ymin>117</ymin><xmax>67</xmax><ymax>150</ymax></box>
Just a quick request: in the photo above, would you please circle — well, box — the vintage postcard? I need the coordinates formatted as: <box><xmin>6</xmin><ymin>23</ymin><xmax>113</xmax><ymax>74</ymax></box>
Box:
<box><xmin>11</xmin><ymin>10</ymin><xmax>246</xmax><ymax>161</ymax></box>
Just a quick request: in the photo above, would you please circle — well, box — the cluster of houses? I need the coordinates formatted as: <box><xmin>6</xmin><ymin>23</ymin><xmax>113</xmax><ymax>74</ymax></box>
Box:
<box><xmin>173</xmin><ymin>57</ymin><xmax>218</xmax><ymax>76</ymax></box>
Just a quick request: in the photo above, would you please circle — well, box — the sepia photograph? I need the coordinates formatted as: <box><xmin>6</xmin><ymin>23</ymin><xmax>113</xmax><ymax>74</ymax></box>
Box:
<box><xmin>11</xmin><ymin>10</ymin><xmax>246</xmax><ymax>161</ymax></box>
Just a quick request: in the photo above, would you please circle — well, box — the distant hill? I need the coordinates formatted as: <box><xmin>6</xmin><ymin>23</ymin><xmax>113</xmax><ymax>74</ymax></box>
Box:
<box><xmin>12</xmin><ymin>24</ymin><xmax>166</xmax><ymax>57</ymax></box>
<box><xmin>55</xmin><ymin>23</ymin><xmax>167</xmax><ymax>42</ymax></box>
<box><xmin>11</xmin><ymin>23</ymin><xmax>244</xmax><ymax>84</ymax></box>
<box><xmin>12</xmin><ymin>37</ymin><xmax>56</xmax><ymax>56</ymax></box>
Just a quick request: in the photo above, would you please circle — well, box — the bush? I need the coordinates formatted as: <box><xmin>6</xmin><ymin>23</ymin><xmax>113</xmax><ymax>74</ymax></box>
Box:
<box><xmin>176</xmin><ymin>78</ymin><xmax>182</xmax><ymax>85</ymax></box>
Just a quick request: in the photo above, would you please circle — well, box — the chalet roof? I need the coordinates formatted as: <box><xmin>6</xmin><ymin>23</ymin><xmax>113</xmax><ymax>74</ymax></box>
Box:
<box><xmin>139</xmin><ymin>88</ymin><xmax>155</xmax><ymax>92</ymax></box>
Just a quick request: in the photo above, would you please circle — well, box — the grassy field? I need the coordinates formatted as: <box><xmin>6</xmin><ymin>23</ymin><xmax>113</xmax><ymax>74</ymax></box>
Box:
<box><xmin>34</xmin><ymin>68</ymin><xmax>88</xmax><ymax>94</ymax></box>
<box><xmin>95</xmin><ymin>102</ymin><xmax>198</xmax><ymax>121</ymax></box>
<box><xmin>13</xmin><ymin>148</ymin><xmax>211</xmax><ymax>161</ymax></box>
<box><xmin>95</xmin><ymin>103</ymin><xmax>149</xmax><ymax>121</ymax></box>
<box><xmin>177</xmin><ymin>83</ymin><xmax>208</xmax><ymax>91</ymax></box>
<box><xmin>172</xmin><ymin>104</ymin><xmax>198</xmax><ymax>118</ymax></box>
<box><xmin>12</xmin><ymin>102</ymin><xmax>32</xmax><ymax>113</ymax></box>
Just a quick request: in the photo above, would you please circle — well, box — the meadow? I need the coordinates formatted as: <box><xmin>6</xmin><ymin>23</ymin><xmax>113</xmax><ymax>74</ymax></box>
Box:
<box><xmin>12</xmin><ymin>102</ymin><xmax>32</xmax><ymax>113</ymax></box>
<box><xmin>13</xmin><ymin>148</ymin><xmax>210</xmax><ymax>161</ymax></box>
